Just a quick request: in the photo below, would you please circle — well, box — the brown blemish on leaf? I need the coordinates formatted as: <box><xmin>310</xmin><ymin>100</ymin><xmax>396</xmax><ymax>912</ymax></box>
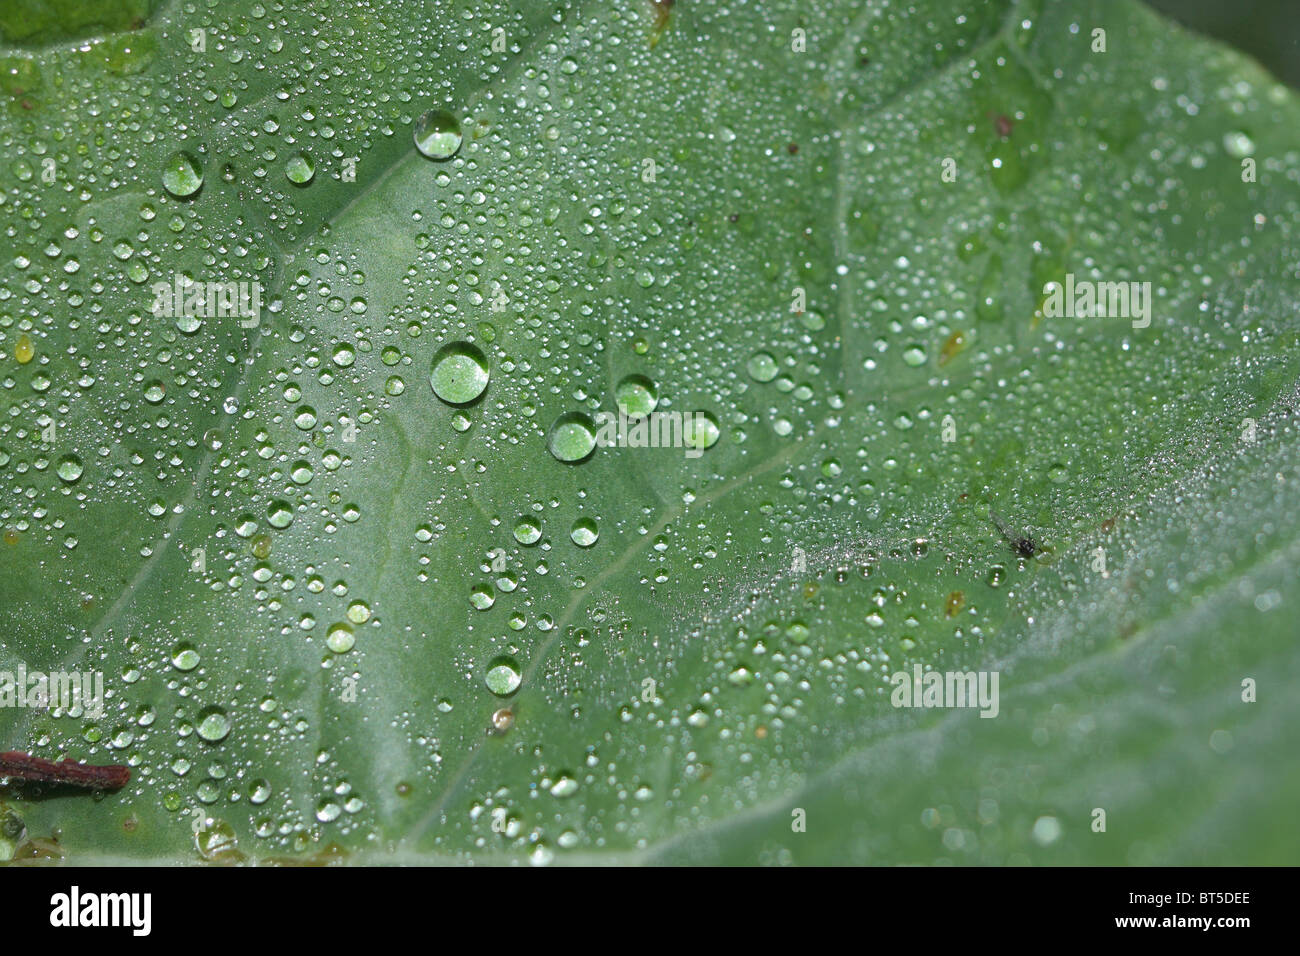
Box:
<box><xmin>945</xmin><ymin>590</ymin><xmax>965</xmax><ymax>618</ymax></box>
<box><xmin>649</xmin><ymin>0</ymin><xmax>674</xmax><ymax>48</ymax></box>
<box><xmin>939</xmin><ymin>329</ymin><xmax>968</xmax><ymax>366</ymax></box>
<box><xmin>988</xmin><ymin>111</ymin><xmax>1015</xmax><ymax>139</ymax></box>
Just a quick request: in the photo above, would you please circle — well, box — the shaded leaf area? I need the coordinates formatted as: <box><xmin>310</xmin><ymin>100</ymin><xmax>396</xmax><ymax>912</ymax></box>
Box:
<box><xmin>1</xmin><ymin>0</ymin><xmax>1298</xmax><ymax>863</ymax></box>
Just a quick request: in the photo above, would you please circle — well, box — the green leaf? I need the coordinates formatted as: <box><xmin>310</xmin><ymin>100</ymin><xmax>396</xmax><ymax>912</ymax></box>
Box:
<box><xmin>2</xmin><ymin>0</ymin><xmax>1299</xmax><ymax>864</ymax></box>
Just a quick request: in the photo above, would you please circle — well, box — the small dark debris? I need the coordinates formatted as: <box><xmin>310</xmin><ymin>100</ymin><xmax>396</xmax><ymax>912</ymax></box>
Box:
<box><xmin>990</xmin><ymin>509</ymin><xmax>1038</xmax><ymax>558</ymax></box>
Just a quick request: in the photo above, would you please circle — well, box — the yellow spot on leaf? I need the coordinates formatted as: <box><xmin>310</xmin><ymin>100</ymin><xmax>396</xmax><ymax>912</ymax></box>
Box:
<box><xmin>14</xmin><ymin>334</ymin><xmax>34</xmax><ymax>364</ymax></box>
<box><xmin>939</xmin><ymin>330</ymin><xmax>967</xmax><ymax>366</ymax></box>
<box><xmin>944</xmin><ymin>590</ymin><xmax>965</xmax><ymax>618</ymax></box>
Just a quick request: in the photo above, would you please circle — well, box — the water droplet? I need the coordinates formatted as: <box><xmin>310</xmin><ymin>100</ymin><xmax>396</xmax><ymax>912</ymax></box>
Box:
<box><xmin>196</xmin><ymin>707</ymin><xmax>231</xmax><ymax>743</ymax></box>
<box><xmin>13</xmin><ymin>334</ymin><xmax>34</xmax><ymax>365</ymax></box>
<box><xmin>683</xmin><ymin>412</ymin><xmax>720</xmax><ymax>452</ymax></box>
<box><xmin>414</xmin><ymin>109</ymin><xmax>463</xmax><ymax>160</ymax></box>
<box><xmin>1224</xmin><ymin>131</ymin><xmax>1255</xmax><ymax>159</ymax></box>
<box><xmin>267</xmin><ymin>500</ymin><xmax>293</xmax><ymax>529</ymax></box>
<box><xmin>570</xmin><ymin>518</ymin><xmax>599</xmax><ymax>547</ymax></box>
<box><xmin>549</xmin><ymin>775</ymin><xmax>579</xmax><ymax>798</ymax></box>
<box><xmin>250</xmin><ymin>534</ymin><xmax>272</xmax><ymax>559</ymax></box>
<box><xmin>430</xmin><ymin>341</ymin><xmax>490</xmax><ymax>405</ymax></box>
<box><xmin>327</xmin><ymin>623</ymin><xmax>355</xmax><ymax>653</ymax></box>
<box><xmin>56</xmin><ymin>455</ymin><xmax>83</xmax><ymax>483</ymax></box>
<box><xmin>548</xmin><ymin>412</ymin><xmax>597</xmax><ymax>463</ymax></box>
<box><xmin>285</xmin><ymin>152</ymin><xmax>315</xmax><ymax>185</ymax></box>
<box><xmin>513</xmin><ymin>517</ymin><xmax>541</xmax><ymax>545</ymax></box>
<box><xmin>171</xmin><ymin>644</ymin><xmax>201</xmax><ymax>671</ymax></box>
<box><xmin>161</xmin><ymin>150</ymin><xmax>204</xmax><ymax>198</ymax></box>
<box><xmin>485</xmin><ymin>657</ymin><xmax>521</xmax><ymax>696</ymax></box>
<box><xmin>746</xmin><ymin>351</ymin><xmax>778</xmax><ymax>382</ymax></box>
<box><xmin>615</xmin><ymin>374</ymin><xmax>658</xmax><ymax>416</ymax></box>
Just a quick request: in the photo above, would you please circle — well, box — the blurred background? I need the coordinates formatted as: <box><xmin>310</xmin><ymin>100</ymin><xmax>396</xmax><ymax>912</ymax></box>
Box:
<box><xmin>1149</xmin><ymin>0</ymin><xmax>1300</xmax><ymax>88</ymax></box>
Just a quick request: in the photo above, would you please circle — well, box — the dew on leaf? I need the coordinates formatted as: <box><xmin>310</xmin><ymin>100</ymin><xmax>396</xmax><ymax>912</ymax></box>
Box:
<box><xmin>171</xmin><ymin>644</ymin><xmax>201</xmax><ymax>671</ymax></box>
<box><xmin>196</xmin><ymin>707</ymin><xmax>232</xmax><ymax>743</ymax></box>
<box><xmin>430</xmin><ymin>341</ymin><xmax>490</xmax><ymax>404</ymax></box>
<box><xmin>56</xmin><ymin>455</ymin><xmax>83</xmax><ymax>483</ymax></box>
<box><xmin>570</xmin><ymin>518</ymin><xmax>599</xmax><ymax>547</ymax></box>
<box><xmin>746</xmin><ymin>351</ymin><xmax>778</xmax><ymax>382</ymax></box>
<box><xmin>161</xmin><ymin>150</ymin><xmax>204</xmax><ymax>198</ymax></box>
<box><xmin>683</xmin><ymin>412</ymin><xmax>720</xmax><ymax>451</ymax></box>
<box><xmin>513</xmin><ymin>517</ymin><xmax>542</xmax><ymax>544</ymax></box>
<box><xmin>327</xmin><ymin>623</ymin><xmax>355</xmax><ymax>653</ymax></box>
<box><xmin>548</xmin><ymin>412</ymin><xmax>597</xmax><ymax>462</ymax></box>
<box><xmin>414</xmin><ymin>109</ymin><xmax>463</xmax><ymax>160</ymax></box>
<box><xmin>285</xmin><ymin>152</ymin><xmax>315</xmax><ymax>184</ymax></box>
<box><xmin>615</xmin><ymin>374</ymin><xmax>658</xmax><ymax>416</ymax></box>
<box><xmin>485</xmin><ymin>657</ymin><xmax>521</xmax><ymax>696</ymax></box>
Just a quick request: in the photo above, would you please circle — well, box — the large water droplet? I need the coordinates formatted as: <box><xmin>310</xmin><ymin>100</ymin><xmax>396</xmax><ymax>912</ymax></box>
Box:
<box><xmin>485</xmin><ymin>657</ymin><xmax>521</xmax><ymax>696</ymax></box>
<box><xmin>161</xmin><ymin>150</ymin><xmax>204</xmax><ymax>198</ymax></box>
<box><xmin>56</xmin><ymin>455</ymin><xmax>83</xmax><ymax>483</ymax></box>
<box><xmin>267</xmin><ymin>500</ymin><xmax>294</xmax><ymax>529</ymax></box>
<box><xmin>513</xmin><ymin>517</ymin><xmax>541</xmax><ymax>545</ymax></box>
<box><xmin>684</xmin><ymin>412</ymin><xmax>720</xmax><ymax>452</ymax></box>
<box><xmin>746</xmin><ymin>351</ymin><xmax>778</xmax><ymax>382</ymax></box>
<box><xmin>414</xmin><ymin>109</ymin><xmax>463</xmax><ymax>160</ymax></box>
<box><xmin>430</xmin><ymin>341</ymin><xmax>489</xmax><ymax>404</ymax></box>
<box><xmin>327</xmin><ymin>623</ymin><xmax>355</xmax><ymax>653</ymax></box>
<box><xmin>548</xmin><ymin>412</ymin><xmax>597</xmax><ymax>463</ymax></box>
<box><xmin>171</xmin><ymin>644</ymin><xmax>201</xmax><ymax>671</ymax></box>
<box><xmin>285</xmin><ymin>152</ymin><xmax>315</xmax><ymax>185</ymax></box>
<box><xmin>570</xmin><ymin>518</ymin><xmax>599</xmax><ymax>547</ymax></box>
<box><xmin>615</xmin><ymin>374</ymin><xmax>658</xmax><ymax>416</ymax></box>
<box><xmin>196</xmin><ymin>707</ymin><xmax>231</xmax><ymax>743</ymax></box>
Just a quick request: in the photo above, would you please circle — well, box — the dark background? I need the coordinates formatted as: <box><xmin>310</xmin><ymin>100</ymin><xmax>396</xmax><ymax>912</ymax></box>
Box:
<box><xmin>1149</xmin><ymin>0</ymin><xmax>1300</xmax><ymax>88</ymax></box>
